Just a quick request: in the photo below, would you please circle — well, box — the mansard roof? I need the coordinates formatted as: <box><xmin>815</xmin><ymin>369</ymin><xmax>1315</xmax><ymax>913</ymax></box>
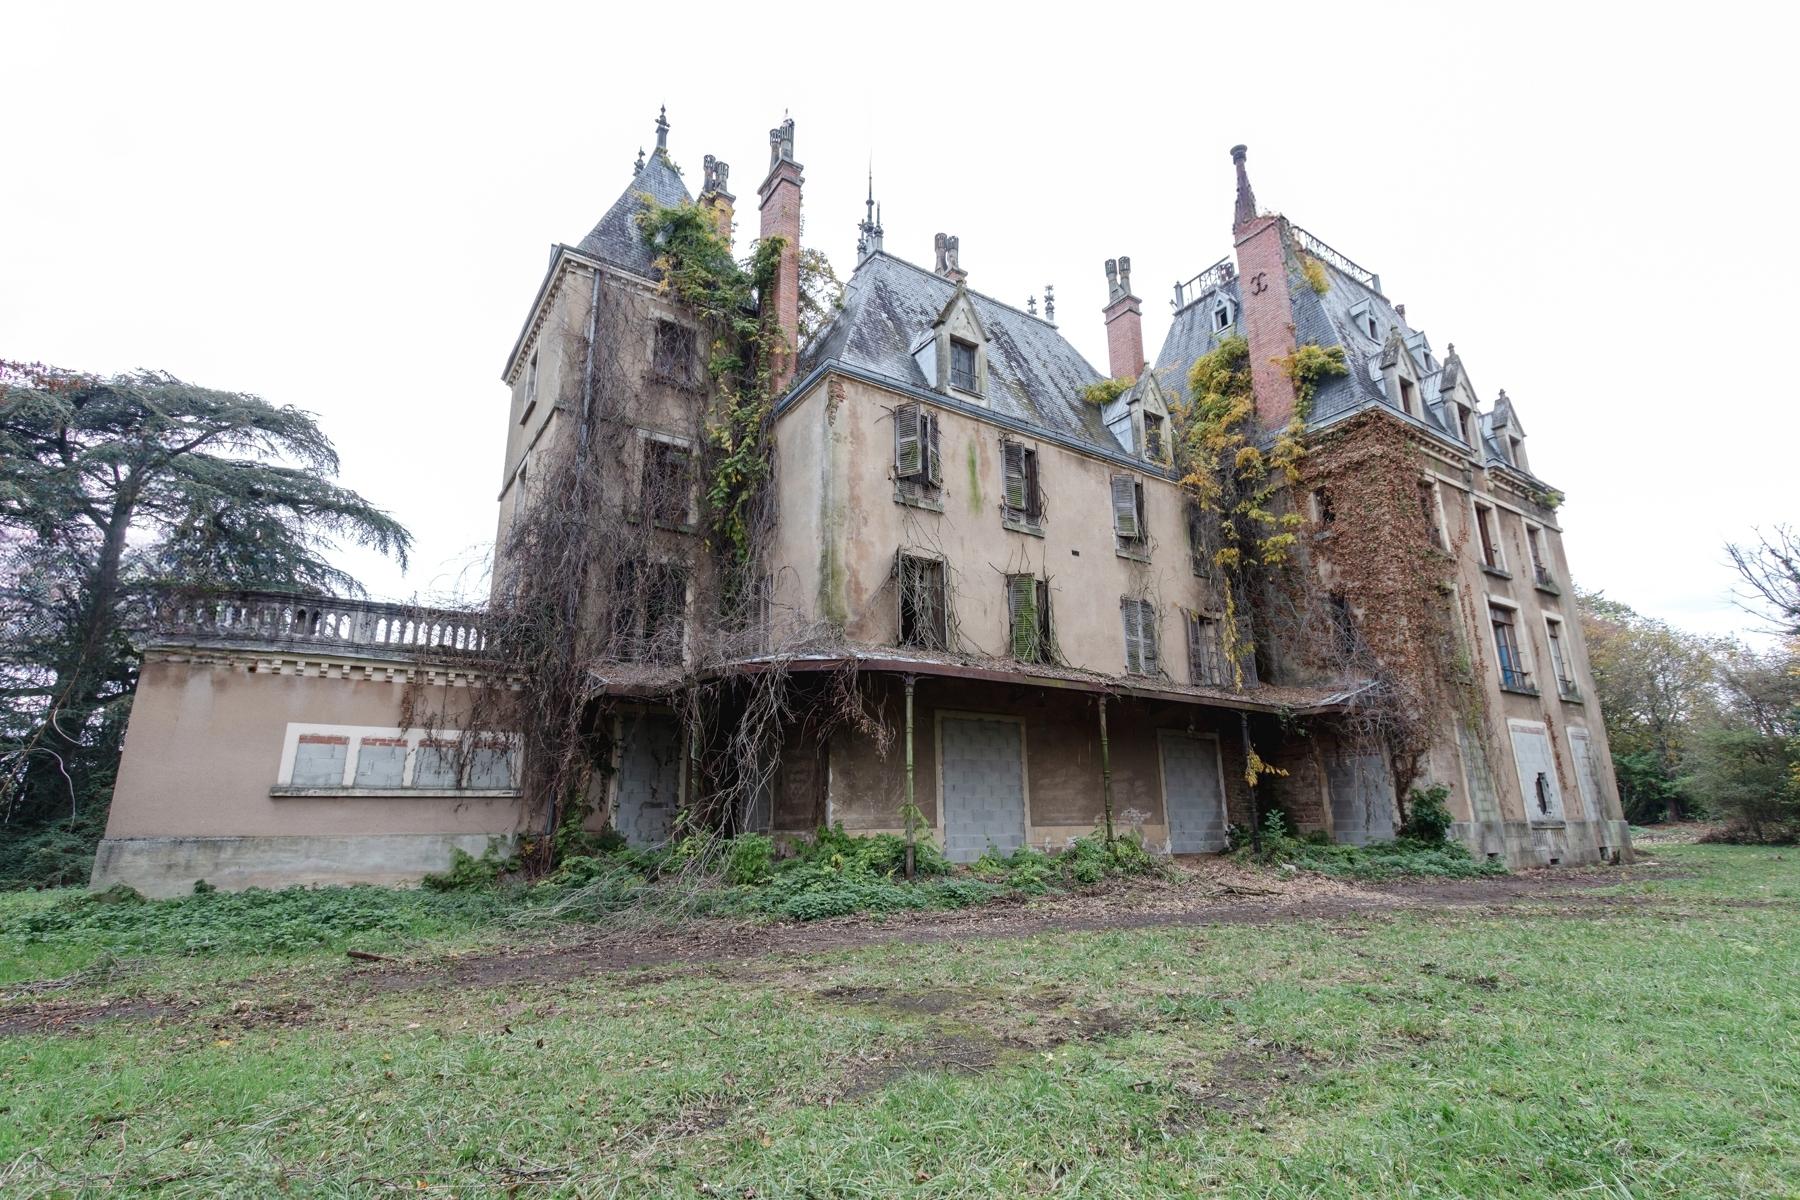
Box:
<box><xmin>1153</xmin><ymin>273</ymin><xmax>1245</xmax><ymax>407</ymax></box>
<box><xmin>799</xmin><ymin>251</ymin><xmax>1122</xmax><ymax>455</ymax></box>
<box><xmin>574</xmin><ymin>150</ymin><xmax>693</xmax><ymax>280</ymax></box>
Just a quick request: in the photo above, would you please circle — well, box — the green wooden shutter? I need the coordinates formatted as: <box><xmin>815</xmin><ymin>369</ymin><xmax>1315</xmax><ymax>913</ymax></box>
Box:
<box><xmin>1024</xmin><ymin>449</ymin><xmax>1041</xmax><ymax>521</ymax></box>
<box><xmin>895</xmin><ymin>404</ymin><xmax>922</xmax><ymax>478</ymax></box>
<box><xmin>1007</xmin><ymin>574</ymin><xmax>1038</xmax><ymax>660</ymax></box>
<box><xmin>1121</xmin><ymin>598</ymin><xmax>1140</xmax><ymax>673</ymax></box>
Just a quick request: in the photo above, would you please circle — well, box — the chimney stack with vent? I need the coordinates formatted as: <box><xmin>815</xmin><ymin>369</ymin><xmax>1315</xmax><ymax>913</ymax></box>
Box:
<box><xmin>759</xmin><ymin>116</ymin><xmax>803</xmax><ymax>390</ymax></box>
<box><xmin>700</xmin><ymin>155</ymin><xmax>734</xmax><ymax>243</ymax></box>
<box><xmin>1227</xmin><ymin>145</ymin><xmax>1300</xmax><ymax>427</ymax></box>
<box><xmin>1102</xmin><ymin>256</ymin><xmax>1144</xmax><ymax>379</ymax></box>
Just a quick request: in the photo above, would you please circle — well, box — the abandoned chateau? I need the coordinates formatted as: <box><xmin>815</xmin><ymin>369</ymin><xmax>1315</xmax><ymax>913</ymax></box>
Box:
<box><xmin>92</xmin><ymin>113</ymin><xmax>1632</xmax><ymax>895</ymax></box>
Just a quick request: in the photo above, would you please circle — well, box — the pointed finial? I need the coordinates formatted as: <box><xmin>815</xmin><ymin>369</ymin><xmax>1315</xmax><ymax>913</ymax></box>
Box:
<box><xmin>1447</xmin><ymin>342</ymin><xmax>1456</xmax><ymax>354</ymax></box>
<box><xmin>1044</xmin><ymin>284</ymin><xmax>1056</xmax><ymax>323</ymax></box>
<box><xmin>1028</xmin><ymin>295</ymin><xmax>1038</xmax><ymax>316</ymax></box>
<box><xmin>634</xmin><ymin>146</ymin><xmax>645</xmax><ymax>174</ymax></box>
<box><xmin>857</xmin><ymin>169</ymin><xmax>884</xmax><ymax>260</ymax></box>
<box><xmin>655</xmin><ymin>106</ymin><xmax>670</xmax><ymax>155</ymax></box>
<box><xmin>1231</xmin><ymin>144</ymin><xmax>1257</xmax><ymax>230</ymax></box>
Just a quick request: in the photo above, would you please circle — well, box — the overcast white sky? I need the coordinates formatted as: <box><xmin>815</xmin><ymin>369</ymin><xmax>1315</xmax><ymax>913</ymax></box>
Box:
<box><xmin>6</xmin><ymin>2</ymin><xmax>1793</xmax><ymax>638</ymax></box>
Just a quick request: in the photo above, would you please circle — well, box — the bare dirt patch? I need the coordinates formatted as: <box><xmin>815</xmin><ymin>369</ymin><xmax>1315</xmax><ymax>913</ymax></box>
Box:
<box><xmin>0</xmin><ymin>856</ymin><xmax>1695</xmax><ymax>1039</ymax></box>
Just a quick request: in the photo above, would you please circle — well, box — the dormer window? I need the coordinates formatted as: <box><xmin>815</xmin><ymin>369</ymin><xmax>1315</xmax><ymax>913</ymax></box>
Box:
<box><xmin>1397</xmin><ymin>376</ymin><xmax>1417</xmax><ymax>417</ymax></box>
<box><xmin>1456</xmin><ymin>405</ymin><xmax>1473</xmax><ymax>445</ymax></box>
<box><xmin>1143</xmin><ymin>412</ymin><xmax>1166</xmax><ymax>462</ymax></box>
<box><xmin>1364</xmin><ymin>314</ymin><xmax>1380</xmax><ymax>341</ymax></box>
<box><xmin>1212</xmin><ymin>301</ymin><xmax>1234</xmax><ymax>333</ymax></box>
<box><xmin>1508</xmin><ymin>435</ymin><xmax>1526</xmax><ymax>470</ymax></box>
<box><xmin>950</xmin><ymin>339</ymin><xmax>978</xmax><ymax>394</ymax></box>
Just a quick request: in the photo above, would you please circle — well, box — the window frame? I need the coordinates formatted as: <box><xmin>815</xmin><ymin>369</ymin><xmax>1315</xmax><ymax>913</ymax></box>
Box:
<box><xmin>652</xmin><ymin>318</ymin><xmax>699</xmax><ymax>384</ymax></box>
<box><xmin>639</xmin><ymin>433</ymin><xmax>696</xmax><ymax>529</ymax></box>
<box><xmin>274</xmin><ymin>723</ymin><xmax>519</xmax><ymax>796</ymax></box>
<box><xmin>1185</xmin><ymin>608</ymin><xmax>1224</xmax><ymax>686</ymax></box>
<box><xmin>610</xmin><ymin>559</ymin><xmax>690</xmax><ymax>664</ymax></box>
<box><xmin>894</xmin><ymin>403</ymin><xmax>945</xmax><ymax>505</ymax></box>
<box><xmin>1489</xmin><ymin>599</ymin><xmax>1534</xmax><ymax>693</ymax></box>
<box><xmin>1473</xmin><ymin>501</ymin><xmax>1507</xmax><ymax>574</ymax></box>
<box><xmin>1004</xmin><ymin>573</ymin><xmax>1053</xmax><ymax>663</ymax></box>
<box><xmin>949</xmin><ymin>338</ymin><xmax>980</xmax><ymax>395</ymax></box>
<box><xmin>898</xmin><ymin>552</ymin><xmax>950</xmax><ymax>651</ymax></box>
<box><xmin>1000</xmin><ymin>439</ymin><xmax>1043</xmax><ymax>530</ymax></box>
<box><xmin>1121</xmin><ymin>596</ymin><xmax>1159</xmax><ymax>676</ymax></box>
<box><xmin>1111</xmin><ymin>474</ymin><xmax>1149</xmax><ymax>560</ymax></box>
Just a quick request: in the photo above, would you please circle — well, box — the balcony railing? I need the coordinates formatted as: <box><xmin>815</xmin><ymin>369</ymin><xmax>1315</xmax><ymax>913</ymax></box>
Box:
<box><xmin>1557</xmin><ymin>676</ymin><xmax>1582</xmax><ymax>702</ymax></box>
<box><xmin>152</xmin><ymin>590</ymin><xmax>489</xmax><ymax>658</ymax></box>
<box><xmin>1534</xmin><ymin>564</ymin><xmax>1560</xmax><ymax>592</ymax></box>
<box><xmin>1499</xmin><ymin>665</ymin><xmax>1538</xmax><ymax>695</ymax></box>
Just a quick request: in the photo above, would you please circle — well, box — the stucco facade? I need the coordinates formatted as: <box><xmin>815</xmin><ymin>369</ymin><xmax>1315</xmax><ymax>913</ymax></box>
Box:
<box><xmin>95</xmin><ymin>114</ymin><xmax>1629</xmax><ymax>893</ymax></box>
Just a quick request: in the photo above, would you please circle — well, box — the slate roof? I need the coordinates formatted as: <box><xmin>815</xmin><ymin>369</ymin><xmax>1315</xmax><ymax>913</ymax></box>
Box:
<box><xmin>1152</xmin><ymin>278</ymin><xmax>1245</xmax><ymax>407</ymax></box>
<box><xmin>574</xmin><ymin>151</ymin><xmax>693</xmax><ymax>279</ymax></box>
<box><xmin>799</xmin><ymin>252</ymin><xmax>1123</xmax><ymax>455</ymax></box>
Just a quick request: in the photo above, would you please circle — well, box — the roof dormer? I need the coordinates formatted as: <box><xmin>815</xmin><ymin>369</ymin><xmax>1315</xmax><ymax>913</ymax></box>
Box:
<box><xmin>926</xmin><ymin>284</ymin><xmax>989</xmax><ymax>402</ymax></box>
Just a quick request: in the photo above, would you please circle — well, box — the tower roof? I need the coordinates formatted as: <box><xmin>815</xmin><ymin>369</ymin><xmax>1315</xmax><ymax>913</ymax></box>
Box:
<box><xmin>574</xmin><ymin>144</ymin><xmax>693</xmax><ymax>279</ymax></box>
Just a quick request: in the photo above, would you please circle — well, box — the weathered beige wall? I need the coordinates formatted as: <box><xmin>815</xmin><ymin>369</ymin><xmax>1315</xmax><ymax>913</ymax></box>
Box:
<box><xmin>771</xmin><ymin>374</ymin><xmax>1218</xmax><ymax>679</ymax></box>
<box><xmin>105</xmin><ymin>652</ymin><xmax>523</xmax><ymax>842</ymax></box>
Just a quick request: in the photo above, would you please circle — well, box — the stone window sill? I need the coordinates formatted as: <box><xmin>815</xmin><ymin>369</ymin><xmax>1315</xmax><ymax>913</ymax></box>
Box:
<box><xmin>1499</xmin><ymin>683</ymin><xmax>1541</xmax><ymax>698</ymax></box>
<box><xmin>1116</xmin><ymin>544</ymin><xmax>1151</xmax><ymax>564</ymax></box>
<box><xmin>1535</xmin><ymin>580</ymin><xmax>1563</xmax><ymax>597</ymax></box>
<box><xmin>270</xmin><ymin>786</ymin><xmax>521</xmax><ymax>800</ymax></box>
<box><xmin>1002</xmin><ymin>516</ymin><xmax>1044</xmax><ymax>538</ymax></box>
<box><xmin>1528</xmin><ymin>818</ymin><xmax>1567</xmax><ymax>830</ymax></box>
<box><xmin>893</xmin><ymin>490</ymin><xmax>944</xmax><ymax>513</ymax></box>
<box><xmin>1481</xmin><ymin>565</ymin><xmax>1513</xmax><ymax>580</ymax></box>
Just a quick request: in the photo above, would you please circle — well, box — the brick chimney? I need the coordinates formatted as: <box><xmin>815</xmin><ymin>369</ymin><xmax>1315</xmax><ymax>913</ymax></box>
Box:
<box><xmin>758</xmin><ymin>116</ymin><xmax>802</xmax><ymax>390</ymax></box>
<box><xmin>1228</xmin><ymin>145</ymin><xmax>1300</xmax><ymax>428</ymax></box>
<box><xmin>1102</xmin><ymin>256</ymin><xmax>1143</xmax><ymax>380</ymax></box>
<box><xmin>699</xmin><ymin>154</ymin><xmax>734</xmax><ymax>243</ymax></box>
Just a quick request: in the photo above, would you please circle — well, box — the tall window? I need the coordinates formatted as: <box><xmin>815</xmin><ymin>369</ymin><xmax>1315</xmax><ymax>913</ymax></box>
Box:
<box><xmin>653</xmin><ymin>320</ymin><xmax>697</xmax><ymax>382</ymax></box>
<box><xmin>894</xmin><ymin>403</ymin><xmax>944</xmax><ymax>499</ymax></box>
<box><xmin>950</xmin><ymin>339</ymin><xmax>978</xmax><ymax>393</ymax></box>
<box><xmin>1418</xmin><ymin>481</ymin><xmax>1443</xmax><ymax>548</ymax></box>
<box><xmin>1001</xmin><ymin>441</ymin><xmax>1042</xmax><ymax>527</ymax></box>
<box><xmin>1475</xmin><ymin>503</ymin><xmax>1504</xmax><ymax>571</ymax></box>
<box><xmin>1546</xmin><ymin>617</ymin><xmax>1576</xmax><ymax>699</ymax></box>
<box><xmin>1005</xmin><ymin>574</ymin><xmax>1052</xmax><ymax>663</ymax></box>
<box><xmin>611</xmin><ymin>561</ymin><xmax>687</xmax><ymax>664</ymax></box>
<box><xmin>1121</xmin><ymin>598</ymin><xmax>1159</xmax><ymax>675</ymax></box>
<box><xmin>1186</xmin><ymin>610</ymin><xmax>1224</xmax><ymax>686</ymax></box>
<box><xmin>1397</xmin><ymin>376</ymin><xmax>1417</xmax><ymax>417</ymax></box>
<box><xmin>1526</xmin><ymin>526</ymin><xmax>1553</xmax><ymax>588</ymax></box>
<box><xmin>898</xmin><ymin>554</ymin><xmax>948</xmax><ymax>650</ymax></box>
<box><xmin>1143</xmin><ymin>412</ymin><xmax>1166</xmax><ymax>462</ymax></box>
<box><xmin>641</xmin><ymin>439</ymin><xmax>692</xmax><ymax>527</ymax></box>
<box><xmin>1313</xmin><ymin>486</ymin><xmax>1336</xmax><ymax>526</ymax></box>
<box><xmin>1490</xmin><ymin>604</ymin><xmax>1530</xmax><ymax>691</ymax></box>
<box><xmin>521</xmin><ymin>349</ymin><xmax>539</xmax><ymax>424</ymax></box>
<box><xmin>1111</xmin><ymin>474</ymin><xmax>1148</xmax><ymax>558</ymax></box>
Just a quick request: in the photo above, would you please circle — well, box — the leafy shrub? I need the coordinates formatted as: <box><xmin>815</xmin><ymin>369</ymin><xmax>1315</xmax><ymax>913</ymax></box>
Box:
<box><xmin>2</xmin><ymin>884</ymin><xmax>503</xmax><ymax>959</ymax></box>
<box><xmin>421</xmin><ymin>842</ymin><xmax>518</xmax><ymax>892</ymax></box>
<box><xmin>1398</xmin><ymin>785</ymin><xmax>1455</xmax><ymax>844</ymax></box>
<box><xmin>1234</xmin><ymin>808</ymin><xmax>1502</xmax><ymax>882</ymax></box>
<box><xmin>0</xmin><ymin>808</ymin><xmax>110</xmax><ymax>892</ymax></box>
<box><xmin>724</xmin><ymin>834</ymin><xmax>775</xmax><ymax>885</ymax></box>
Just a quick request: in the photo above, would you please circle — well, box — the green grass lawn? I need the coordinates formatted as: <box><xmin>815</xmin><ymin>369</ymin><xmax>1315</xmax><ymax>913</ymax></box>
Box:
<box><xmin>3</xmin><ymin>843</ymin><xmax>1798</xmax><ymax>1197</ymax></box>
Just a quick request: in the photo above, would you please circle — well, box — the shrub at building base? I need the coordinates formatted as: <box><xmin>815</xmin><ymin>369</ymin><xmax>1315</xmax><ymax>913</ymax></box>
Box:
<box><xmin>1232</xmin><ymin>808</ymin><xmax>1504</xmax><ymax>882</ymax></box>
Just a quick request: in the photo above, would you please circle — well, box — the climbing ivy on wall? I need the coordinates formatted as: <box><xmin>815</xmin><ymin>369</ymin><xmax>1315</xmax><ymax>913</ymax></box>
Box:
<box><xmin>636</xmin><ymin>201</ymin><xmax>786</xmax><ymax>593</ymax></box>
<box><xmin>1173</xmin><ymin>335</ymin><xmax>1347</xmax><ymax>689</ymax></box>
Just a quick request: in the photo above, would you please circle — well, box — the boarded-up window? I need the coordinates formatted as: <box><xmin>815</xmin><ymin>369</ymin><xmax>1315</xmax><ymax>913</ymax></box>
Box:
<box><xmin>1111</xmin><ymin>474</ymin><xmax>1146</xmax><ymax>553</ymax></box>
<box><xmin>1000</xmin><ymin>441</ymin><xmax>1042</xmax><ymax>525</ymax></box>
<box><xmin>641</xmin><ymin>439</ymin><xmax>692</xmax><ymax>526</ymax></box>
<box><xmin>1005</xmin><ymin>574</ymin><xmax>1052</xmax><ymax>662</ymax></box>
<box><xmin>1509</xmin><ymin>719</ymin><xmax>1564</xmax><ymax>822</ymax></box>
<box><xmin>468</xmin><ymin>742</ymin><xmax>517</xmax><ymax>790</ymax></box>
<box><xmin>1121</xmin><ymin>597</ymin><xmax>1158</xmax><ymax>675</ymax></box>
<box><xmin>1186</xmin><ymin>610</ymin><xmax>1224</xmax><ymax>686</ymax></box>
<box><xmin>352</xmin><ymin>737</ymin><xmax>408</xmax><ymax>788</ymax></box>
<box><xmin>653</xmin><ymin>320</ymin><xmax>696</xmax><ymax>381</ymax></box>
<box><xmin>899</xmin><ymin>554</ymin><xmax>948</xmax><ymax>649</ymax></box>
<box><xmin>291</xmin><ymin>734</ymin><xmax>348</xmax><ymax>786</ymax></box>
<box><xmin>413</xmin><ymin>741</ymin><xmax>460</xmax><ymax>788</ymax></box>
<box><xmin>895</xmin><ymin>404</ymin><xmax>943</xmax><ymax>492</ymax></box>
